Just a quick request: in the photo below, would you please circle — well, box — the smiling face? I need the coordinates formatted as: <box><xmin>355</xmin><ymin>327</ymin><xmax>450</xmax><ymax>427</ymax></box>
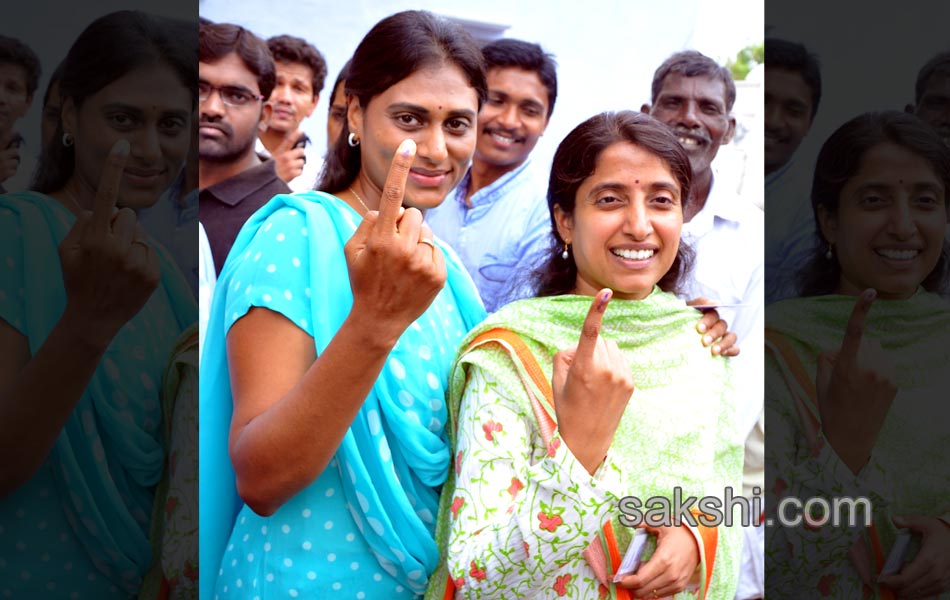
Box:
<box><xmin>266</xmin><ymin>60</ymin><xmax>317</xmax><ymax>134</ymax></box>
<box><xmin>555</xmin><ymin>141</ymin><xmax>683</xmax><ymax>300</ymax></box>
<box><xmin>765</xmin><ymin>67</ymin><xmax>814</xmax><ymax>174</ymax></box>
<box><xmin>648</xmin><ymin>73</ymin><xmax>735</xmax><ymax>177</ymax></box>
<box><xmin>348</xmin><ymin>63</ymin><xmax>479</xmax><ymax>210</ymax></box>
<box><xmin>820</xmin><ymin>141</ymin><xmax>948</xmax><ymax>300</ymax></box>
<box><xmin>474</xmin><ymin>66</ymin><xmax>550</xmax><ymax>171</ymax></box>
<box><xmin>63</xmin><ymin>62</ymin><xmax>192</xmax><ymax>209</ymax></box>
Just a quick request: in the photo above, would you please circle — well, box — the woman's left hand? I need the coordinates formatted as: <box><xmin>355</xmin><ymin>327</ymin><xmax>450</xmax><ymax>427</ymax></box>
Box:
<box><xmin>879</xmin><ymin>516</ymin><xmax>950</xmax><ymax>598</ymax></box>
<box><xmin>615</xmin><ymin>522</ymin><xmax>699</xmax><ymax>597</ymax></box>
<box><xmin>688</xmin><ymin>298</ymin><xmax>739</xmax><ymax>357</ymax></box>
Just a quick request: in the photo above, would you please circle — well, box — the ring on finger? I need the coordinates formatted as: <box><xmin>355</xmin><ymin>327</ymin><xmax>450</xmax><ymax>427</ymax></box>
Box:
<box><xmin>418</xmin><ymin>238</ymin><xmax>436</xmax><ymax>250</ymax></box>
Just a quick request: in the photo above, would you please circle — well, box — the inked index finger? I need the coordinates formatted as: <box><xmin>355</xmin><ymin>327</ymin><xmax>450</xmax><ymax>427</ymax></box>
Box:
<box><xmin>840</xmin><ymin>288</ymin><xmax>876</xmax><ymax>363</ymax></box>
<box><xmin>92</xmin><ymin>139</ymin><xmax>130</xmax><ymax>232</ymax></box>
<box><xmin>575</xmin><ymin>288</ymin><xmax>612</xmax><ymax>365</ymax></box>
<box><xmin>376</xmin><ymin>138</ymin><xmax>416</xmax><ymax>234</ymax></box>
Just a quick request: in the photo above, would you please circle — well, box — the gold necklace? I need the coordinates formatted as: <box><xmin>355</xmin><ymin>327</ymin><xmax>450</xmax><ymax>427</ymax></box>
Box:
<box><xmin>348</xmin><ymin>187</ymin><xmax>371</xmax><ymax>213</ymax></box>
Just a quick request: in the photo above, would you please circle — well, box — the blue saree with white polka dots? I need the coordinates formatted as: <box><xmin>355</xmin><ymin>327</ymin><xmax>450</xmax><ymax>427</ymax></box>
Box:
<box><xmin>200</xmin><ymin>191</ymin><xmax>486</xmax><ymax>599</ymax></box>
<box><xmin>0</xmin><ymin>193</ymin><xmax>196</xmax><ymax>598</ymax></box>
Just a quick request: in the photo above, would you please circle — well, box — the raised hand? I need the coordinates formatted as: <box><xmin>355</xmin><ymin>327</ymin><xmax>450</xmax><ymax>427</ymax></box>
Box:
<box><xmin>58</xmin><ymin>139</ymin><xmax>161</xmax><ymax>347</ymax></box>
<box><xmin>272</xmin><ymin>129</ymin><xmax>307</xmax><ymax>183</ymax></box>
<box><xmin>0</xmin><ymin>132</ymin><xmax>21</xmax><ymax>184</ymax></box>
<box><xmin>816</xmin><ymin>289</ymin><xmax>897</xmax><ymax>474</ymax></box>
<box><xmin>343</xmin><ymin>139</ymin><xmax>446</xmax><ymax>344</ymax></box>
<box><xmin>615</xmin><ymin>522</ymin><xmax>700</xmax><ymax>597</ymax></box>
<box><xmin>552</xmin><ymin>289</ymin><xmax>634</xmax><ymax>474</ymax></box>
<box><xmin>687</xmin><ymin>298</ymin><xmax>740</xmax><ymax>357</ymax></box>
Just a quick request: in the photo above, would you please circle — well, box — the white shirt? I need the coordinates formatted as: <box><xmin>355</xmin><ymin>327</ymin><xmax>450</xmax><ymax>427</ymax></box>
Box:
<box><xmin>255</xmin><ymin>136</ymin><xmax>323</xmax><ymax>193</ymax></box>
<box><xmin>198</xmin><ymin>221</ymin><xmax>216</xmax><ymax>363</ymax></box>
<box><xmin>679</xmin><ymin>172</ymin><xmax>764</xmax><ymax>445</ymax></box>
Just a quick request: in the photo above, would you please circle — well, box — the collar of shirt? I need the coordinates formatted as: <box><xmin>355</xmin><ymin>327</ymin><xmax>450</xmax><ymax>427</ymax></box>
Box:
<box><xmin>200</xmin><ymin>159</ymin><xmax>282</xmax><ymax>208</ymax></box>
<box><xmin>454</xmin><ymin>158</ymin><xmax>536</xmax><ymax>210</ymax></box>
<box><xmin>683</xmin><ymin>169</ymin><xmax>755</xmax><ymax>238</ymax></box>
<box><xmin>255</xmin><ymin>137</ymin><xmax>271</xmax><ymax>160</ymax></box>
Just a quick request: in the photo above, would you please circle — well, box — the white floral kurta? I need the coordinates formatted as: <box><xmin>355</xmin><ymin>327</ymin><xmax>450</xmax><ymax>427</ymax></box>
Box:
<box><xmin>428</xmin><ymin>292</ymin><xmax>745</xmax><ymax>599</ymax></box>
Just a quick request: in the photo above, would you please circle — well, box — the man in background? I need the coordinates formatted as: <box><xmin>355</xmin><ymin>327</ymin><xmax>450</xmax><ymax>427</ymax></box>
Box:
<box><xmin>426</xmin><ymin>39</ymin><xmax>556</xmax><ymax>312</ymax></box>
<box><xmin>198</xmin><ymin>22</ymin><xmax>289</xmax><ymax>273</ymax></box>
<box><xmin>644</xmin><ymin>50</ymin><xmax>765</xmax><ymax>600</ymax></box>
<box><xmin>908</xmin><ymin>51</ymin><xmax>950</xmax><ymax>145</ymax></box>
<box><xmin>763</xmin><ymin>38</ymin><xmax>823</xmax><ymax>304</ymax></box>
<box><xmin>257</xmin><ymin>34</ymin><xmax>327</xmax><ymax>191</ymax></box>
<box><xmin>0</xmin><ymin>35</ymin><xmax>40</xmax><ymax>193</ymax></box>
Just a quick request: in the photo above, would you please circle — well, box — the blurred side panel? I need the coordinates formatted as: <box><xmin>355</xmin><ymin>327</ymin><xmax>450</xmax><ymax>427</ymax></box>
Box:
<box><xmin>1</xmin><ymin>0</ymin><xmax>198</xmax><ymax>598</ymax></box>
<box><xmin>764</xmin><ymin>1</ymin><xmax>950</xmax><ymax>599</ymax></box>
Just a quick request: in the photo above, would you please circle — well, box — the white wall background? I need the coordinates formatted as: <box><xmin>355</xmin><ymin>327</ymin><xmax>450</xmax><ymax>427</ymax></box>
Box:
<box><xmin>200</xmin><ymin>0</ymin><xmax>763</xmax><ymax>200</ymax></box>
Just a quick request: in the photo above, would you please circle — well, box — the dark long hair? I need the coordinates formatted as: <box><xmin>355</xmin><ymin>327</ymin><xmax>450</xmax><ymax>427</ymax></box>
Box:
<box><xmin>800</xmin><ymin>110</ymin><xmax>950</xmax><ymax>296</ymax></box>
<box><xmin>32</xmin><ymin>11</ymin><xmax>196</xmax><ymax>193</ymax></box>
<box><xmin>317</xmin><ymin>10</ymin><xmax>487</xmax><ymax>194</ymax></box>
<box><xmin>534</xmin><ymin>111</ymin><xmax>695</xmax><ymax>297</ymax></box>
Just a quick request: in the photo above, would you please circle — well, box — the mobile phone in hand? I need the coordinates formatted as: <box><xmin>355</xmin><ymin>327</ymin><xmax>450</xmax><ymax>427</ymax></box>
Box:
<box><xmin>292</xmin><ymin>132</ymin><xmax>309</xmax><ymax>150</ymax></box>
<box><xmin>880</xmin><ymin>530</ymin><xmax>912</xmax><ymax>578</ymax></box>
<box><xmin>613</xmin><ymin>530</ymin><xmax>650</xmax><ymax>581</ymax></box>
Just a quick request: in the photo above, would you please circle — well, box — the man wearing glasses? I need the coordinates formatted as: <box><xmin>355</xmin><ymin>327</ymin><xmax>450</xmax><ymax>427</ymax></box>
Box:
<box><xmin>199</xmin><ymin>21</ymin><xmax>290</xmax><ymax>274</ymax></box>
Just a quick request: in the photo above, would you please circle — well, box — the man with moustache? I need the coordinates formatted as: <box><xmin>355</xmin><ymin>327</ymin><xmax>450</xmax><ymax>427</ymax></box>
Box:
<box><xmin>907</xmin><ymin>52</ymin><xmax>950</xmax><ymax>298</ymax></box>
<box><xmin>908</xmin><ymin>52</ymin><xmax>950</xmax><ymax>145</ymax></box>
<box><xmin>256</xmin><ymin>34</ymin><xmax>327</xmax><ymax>192</ymax></box>
<box><xmin>644</xmin><ymin>50</ymin><xmax>765</xmax><ymax>600</ymax></box>
<box><xmin>426</xmin><ymin>39</ymin><xmax>556</xmax><ymax>312</ymax></box>
<box><xmin>643</xmin><ymin>50</ymin><xmax>763</xmax><ymax>350</ymax></box>
<box><xmin>763</xmin><ymin>38</ymin><xmax>823</xmax><ymax>304</ymax></box>
<box><xmin>198</xmin><ymin>22</ymin><xmax>289</xmax><ymax>274</ymax></box>
<box><xmin>0</xmin><ymin>35</ymin><xmax>40</xmax><ymax>193</ymax></box>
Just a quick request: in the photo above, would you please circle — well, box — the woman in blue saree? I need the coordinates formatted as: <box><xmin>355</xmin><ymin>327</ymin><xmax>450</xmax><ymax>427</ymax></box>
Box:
<box><xmin>200</xmin><ymin>10</ymin><xmax>488</xmax><ymax>599</ymax></box>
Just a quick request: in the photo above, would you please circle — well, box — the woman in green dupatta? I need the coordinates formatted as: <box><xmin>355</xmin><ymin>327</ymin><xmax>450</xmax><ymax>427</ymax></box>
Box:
<box><xmin>764</xmin><ymin>111</ymin><xmax>950</xmax><ymax>599</ymax></box>
<box><xmin>427</xmin><ymin>111</ymin><xmax>744</xmax><ymax>600</ymax></box>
